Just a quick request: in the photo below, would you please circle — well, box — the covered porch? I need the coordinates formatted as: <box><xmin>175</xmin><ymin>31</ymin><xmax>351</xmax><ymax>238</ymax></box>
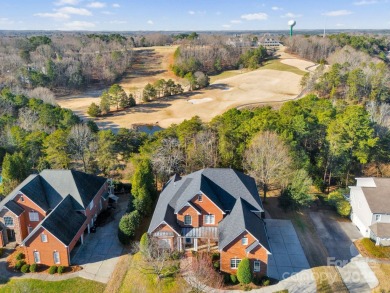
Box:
<box><xmin>179</xmin><ymin>227</ymin><xmax>219</xmax><ymax>252</ymax></box>
<box><xmin>370</xmin><ymin>222</ymin><xmax>390</xmax><ymax>246</ymax></box>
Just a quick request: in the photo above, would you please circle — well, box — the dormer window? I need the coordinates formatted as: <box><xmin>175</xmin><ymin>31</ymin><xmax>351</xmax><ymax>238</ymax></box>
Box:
<box><xmin>198</xmin><ymin>194</ymin><xmax>202</xmax><ymax>202</ymax></box>
<box><xmin>242</xmin><ymin>237</ymin><xmax>248</xmax><ymax>245</ymax></box>
<box><xmin>184</xmin><ymin>215</ymin><xmax>192</xmax><ymax>225</ymax></box>
<box><xmin>375</xmin><ymin>214</ymin><xmax>381</xmax><ymax>222</ymax></box>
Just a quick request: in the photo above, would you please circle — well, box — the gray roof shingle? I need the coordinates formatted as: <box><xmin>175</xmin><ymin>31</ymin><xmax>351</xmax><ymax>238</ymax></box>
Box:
<box><xmin>4</xmin><ymin>201</ymin><xmax>24</xmax><ymax>216</ymax></box>
<box><xmin>148</xmin><ymin>168</ymin><xmax>269</xmax><ymax>253</ymax></box>
<box><xmin>369</xmin><ymin>222</ymin><xmax>390</xmax><ymax>238</ymax></box>
<box><xmin>23</xmin><ymin>195</ymin><xmax>87</xmax><ymax>246</ymax></box>
<box><xmin>361</xmin><ymin>178</ymin><xmax>390</xmax><ymax>214</ymax></box>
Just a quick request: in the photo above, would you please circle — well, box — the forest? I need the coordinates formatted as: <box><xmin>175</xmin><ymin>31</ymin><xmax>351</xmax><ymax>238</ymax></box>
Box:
<box><xmin>0</xmin><ymin>34</ymin><xmax>134</xmax><ymax>92</ymax></box>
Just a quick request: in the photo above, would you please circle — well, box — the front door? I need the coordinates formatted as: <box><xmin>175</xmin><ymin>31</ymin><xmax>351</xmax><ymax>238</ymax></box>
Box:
<box><xmin>6</xmin><ymin>229</ymin><xmax>15</xmax><ymax>241</ymax></box>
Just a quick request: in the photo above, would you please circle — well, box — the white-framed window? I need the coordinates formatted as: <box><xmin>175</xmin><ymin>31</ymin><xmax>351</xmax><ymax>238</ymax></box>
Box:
<box><xmin>375</xmin><ymin>214</ymin><xmax>381</xmax><ymax>222</ymax></box>
<box><xmin>88</xmin><ymin>201</ymin><xmax>94</xmax><ymax>211</ymax></box>
<box><xmin>41</xmin><ymin>234</ymin><xmax>48</xmax><ymax>243</ymax></box>
<box><xmin>254</xmin><ymin>261</ymin><xmax>261</xmax><ymax>272</ymax></box>
<box><xmin>28</xmin><ymin>226</ymin><xmax>33</xmax><ymax>234</ymax></box>
<box><xmin>198</xmin><ymin>194</ymin><xmax>203</xmax><ymax>202</ymax></box>
<box><xmin>33</xmin><ymin>251</ymin><xmax>41</xmax><ymax>263</ymax></box>
<box><xmin>53</xmin><ymin>251</ymin><xmax>60</xmax><ymax>264</ymax></box>
<box><xmin>230</xmin><ymin>258</ymin><xmax>241</xmax><ymax>269</ymax></box>
<box><xmin>158</xmin><ymin>238</ymin><xmax>170</xmax><ymax>249</ymax></box>
<box><xmin>29</xmin><ymin>211</ymin><xmax>39</xmax><ymax>222</ymax></box>
<box><xmin>185</xmin><ymin>237</ymin><xmax>193</xmax><ymax>244</ymax></box>
<box><xmin>3</xmin><ymin>216</ymin><xmax>14</xmax><ymax>227</ymax></box>
<box><xmin>204</xmin><ymin>214</ymin><xmax>215</xmax><ymax>224</ymax></box>
<box><xmin>242</xmin><ymin>237</ymin><xmax>248</xmax><ymax>245</ymax></box>
<box><xmin>184</xmin><ymin>215</ymin><xmax>192</xmax><ymax>225</ymax></box>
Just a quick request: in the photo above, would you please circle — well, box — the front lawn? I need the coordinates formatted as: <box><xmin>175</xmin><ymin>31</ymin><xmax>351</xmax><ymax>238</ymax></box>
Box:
<box><xmin>355</xmin><ymin>238</ymin><xmax>390</xmax><ymax>259</ymax></box>
<box><xmin>119</xmin><ymin>252</ymin><xmax>188</xmax><ymax>293</ymax></box>
<box><xmin>370</xmin><ymin>263</ymin><xmax>390</xmax><ymax>293</ymax></box>
<box><xmin>0</xmin><ymin>277</ymin><xmax>106</xmax><ymax>293</ymax></box>
<box><xmin>312</xmin><ymin>267</ymin><xmax>348</xmax><ymax>293</ymax></box>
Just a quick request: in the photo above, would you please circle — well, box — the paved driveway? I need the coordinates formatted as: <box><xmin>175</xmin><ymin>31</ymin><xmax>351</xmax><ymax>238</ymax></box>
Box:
<box><xmin>310</xmin><ymin>211</ymin><xmax>361</xmax><ymax>266</ymax></box>
<box><xmin>265</xmin><ymin>219</ymin><xmax>310</xmax><ymax>280</ymax></box>
<box><xmin>71</xmin><ymin>196</ymin><xmax>127</xmax><ymax>283</ymax></box>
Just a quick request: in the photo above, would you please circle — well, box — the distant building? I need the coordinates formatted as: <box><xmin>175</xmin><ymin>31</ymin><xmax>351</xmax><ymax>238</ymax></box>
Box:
<box><xmin>350</xmin><ymin>177</ymin><xmax>390</xmax><ymax>246</ymax></box>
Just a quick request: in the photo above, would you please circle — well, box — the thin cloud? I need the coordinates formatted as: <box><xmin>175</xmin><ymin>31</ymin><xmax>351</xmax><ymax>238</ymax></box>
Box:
<box><xmin>87</xmin><ymin>2</ymin><xmax>106</xmax><ymax>8</ymax></box>
<box><xmin>281</xmin><ymin>12</ymin><xmax>302</xmax><ymax>18</ymax></box>
<box><xmin>101</xmin><ymin>11</ymin><xmax>114</xmax><ymax>15</ymax></box>
<box><xmin>230</xmin><ymin>20</ymin><xmax>242</xmax><ymax>24</ymax></box>
<box><xmin>216</xmin><ymin>11</ymin><xmax>222</xmax><ymax>15</ymax></box>
<box><xmin>241</xmin><ymin>12</ymin><xmax>268</xmax><ymax>20</ymax></box>
<box><xmin>147</xmin><ymin>20</ymin><xmax>154</xmax><ymax>25</ymax></box>
<box><xmin>0</xmin><ymin>18</ymin><xmax>15</xmax><ymax>25</ymax></box>
<box><xmin>109</xmin><ymin>20</ymin><xmax>127</xmax><ymax>24</ymax></box>
<box><xmin>62</xmin><ymin>20</ymin><xmax>96</xmax><ymax>30</ymax></box>
<box><xmin>188</xmin><ymin>10</ymin><xmax>195</xmax><ymax>15</ymax></box>
<box><xmin>112</xmin><ymin>3</ymin><xmax>120</xmax><ymax>8</ymax></box>
<box><xmin>54</xmin><ymin>0</ymin><xmax>79</xmax><ymax>6</ymax></box>
<box><xmin>323</xmin><ymin>10</ymin><xmax>353</xmax><ymax>16</ymax></box>
<box><xmin>272</xmin><ymin>6</ymin><xmax>283</xmax><ymax>11</ymax></box>
<box><xmin>222</xmin><ymin>24</ymin><xmax>231</xmax><ymax>28</ymax></box>
<box><xmin>34</xmin><ymin>12</ymin><xmax>70</xmax><ymax>20</ymax></box>
<box><xmin>354</xmin><ymin>0</ymin><xmax>377</xmax><ymax>5</ymax></box>
<box><xmin>56</xmin><ymin>7</ymin><xmax>92</xmax><ymax>16</ymax></box>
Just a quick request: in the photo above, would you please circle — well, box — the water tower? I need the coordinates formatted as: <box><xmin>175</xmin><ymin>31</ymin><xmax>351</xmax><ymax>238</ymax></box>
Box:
<box><xmin>288</xmin><ymin>20</ymin><xmax>296</xmax><ymax>37</ymax></box>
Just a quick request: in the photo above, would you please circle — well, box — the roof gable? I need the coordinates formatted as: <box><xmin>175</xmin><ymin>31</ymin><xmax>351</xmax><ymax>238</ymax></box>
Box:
<box><xmin>358</xmin><ymin>177</ymin><xmax>390</xmax><ymax>214</ymax></box>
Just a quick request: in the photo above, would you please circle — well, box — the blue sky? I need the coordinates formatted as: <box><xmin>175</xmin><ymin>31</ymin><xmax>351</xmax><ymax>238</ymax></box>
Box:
<box><xmin>0</xmin><ymin>0</ymin><xmax>389</xmax><ymax>31</ymax></box>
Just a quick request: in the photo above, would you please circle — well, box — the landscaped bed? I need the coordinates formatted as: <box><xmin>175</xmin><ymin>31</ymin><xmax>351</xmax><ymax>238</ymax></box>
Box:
<box><xmin>355</xmin><ymin>238</ymin><xmax>390</xmax><ymax>259</ymax></box>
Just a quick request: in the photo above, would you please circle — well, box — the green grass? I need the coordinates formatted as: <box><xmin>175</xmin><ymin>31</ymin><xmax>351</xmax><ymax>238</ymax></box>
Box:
<box><xmin>260</xmin><ymin>60</ymin><xmax>306</xmax><ymax>76</ymax></box>
<box><xmin>0</xmin><ymin>277</ymin><xmax>106</xmax><ymax>293</ymax></box>
<box><xmin>119</xmin><ymin>253</ymin><xmax>188</xmax><ymax>293</ymax></box>
<box><xmin>209</xmin><ymin>70</ymin><xmax>242</xmax><ymax>83</ymax></box>
<box><xmin>360</xmin><ymin>238</ymin><xmax>390</xmax><ymax>258</ymax></box>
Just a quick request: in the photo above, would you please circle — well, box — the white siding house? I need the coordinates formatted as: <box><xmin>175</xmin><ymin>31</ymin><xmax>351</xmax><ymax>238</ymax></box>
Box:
<box><xmin>350</xmin><ymin>178</ymin><xmax>390</xmax><ymax>246</ymax></box>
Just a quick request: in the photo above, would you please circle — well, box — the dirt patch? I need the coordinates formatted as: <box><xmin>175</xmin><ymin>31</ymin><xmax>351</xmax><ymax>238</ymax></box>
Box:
<box><xmin>370</xmin><ymin>263</ymin><xmax>390</xmax><ymax>293</ymax></box>
<box><xmin>312</xmin><ymin>266</ymin><xmax>348</xmax><ymax>293</ymax></box>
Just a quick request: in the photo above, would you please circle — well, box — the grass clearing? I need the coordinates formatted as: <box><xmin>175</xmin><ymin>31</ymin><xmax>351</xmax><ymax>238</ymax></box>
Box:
<box><xmin>0</xmin><ymin>277</ymin><xmax>106</xmax><ymax>293</ymax></box>
<box><xmin>261</xmin><ymin>60</ymin><xmax>306</xmax><ymax>76</ymax></box>
<box><xmin>355</xmin><ymin>238</ymin><xmax>390</xmax><ymax>259</ymax></box>
<box><xmin>209</xmin><ymin>70</ymin><xmax>243</xmax><ymax>83</ymax></box>
<box><xmin>119</xmin><ymin>253</ymin><xmax>188</xmax><ymax>293</ymax></box>
<box><xmin>312</xmin><ymin>266</ymin><xmax>348</xmax><ymax>293</ymax></box>
<box><xmin>370</xmin><ymin>263</ymin><xmax>390</xmax><ymax>293</ymax></box>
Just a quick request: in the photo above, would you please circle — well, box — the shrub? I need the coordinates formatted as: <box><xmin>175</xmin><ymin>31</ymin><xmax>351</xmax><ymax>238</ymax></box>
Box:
<box><xmin>262</xmin><ymin>276</ymin><xmax>271</xmax><ymax>286</ymax></box>
<box><xmin>336</xmin><ymin>199</ymin><xmax>351</xmax><ymax>217</ymax></box>
<box><xmin>16</xmin><ymin>252</ymin><xmax>25</xmax><ymax>260</ymax></box>
<box><xmin>57</xmin><ymin>266</ymin><xmax>65</xmax><ymax>274</ymax></box>
<box><xmin>170</xmin><ymin>251</ymin><xmax>184</xmax><ymax>260</ymax></box>
<box><xmin>213</xmin><ymin>260</ymin><xmax>220</xmax><ymax>269</ymax></box>
<box><xmin>87</xmin><ymin>102</ymin><xmax>101</xmax><ymax>117</ymax></box>
<box><xmin>327</xmin><ymin>191</ymin><xmax>343</xmax><ymax>206</ymax></box>
<box><xmin>237</xmin><ymin>258</ymin><xmax>252</xmax><ymax>284</ymax></box>
<box><xmin>30</xmin><ymin>263</ymin><xmax>37</xmax><ymax>273</ymax></box>
<box><xmin>139</xmin><ymin>232</ymin><xmax>149</xmax><ymax>257</ymax></box>
<box><xmin>48</xmin><ymin>265</ymin><xmax>57</xmax><ymax>275</ymax></box>
<box><xmin>21</xmin><ymin>264</ymin><xmax>30</xmax><ymax>273</ymax></box>
<box><xmin>118</xmin><ymin>210</ymin><xmax>141</xmax><ymax>245</ymax></box>
<box><xmin>15</xmin><ymin>260</ymin><xmax>26</xmax><ymax>270</ymax></box>
<box><xmin>223</xmin><ymin>273</ymin><xmax>230</xmax><ymax>284</ymax></box>
<box><xmin>211</xmin><ymin>252</ymin><xmax>220</xmax><ymax>261</ymax></box>
<box><xmin>230</xmin><ymin>274</ymin><xmax>237</xmax><ymax>284</ymax></box>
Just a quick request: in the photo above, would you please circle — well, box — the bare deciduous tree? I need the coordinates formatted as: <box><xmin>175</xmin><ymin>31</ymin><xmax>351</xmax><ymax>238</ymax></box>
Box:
<box><xmin>67</xmin><ymin>124</ymin><xmax>95</xmax><ymax>172</ymax></box>
<box><xmin>243</xmin><ymin>131</ymin><xmax>292</xmax><ymax>201</ymax></box>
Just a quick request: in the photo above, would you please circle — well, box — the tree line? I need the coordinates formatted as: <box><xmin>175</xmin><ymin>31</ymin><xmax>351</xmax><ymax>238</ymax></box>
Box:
<box><xmin>0</xmin><ymin>34</ymin><xmax>134</xmax><ymax>92</ymax></box>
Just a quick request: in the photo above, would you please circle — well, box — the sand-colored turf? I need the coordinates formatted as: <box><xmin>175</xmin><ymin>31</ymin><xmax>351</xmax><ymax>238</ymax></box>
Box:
<box><xmin>57</xmin><ymin>45</ymin><xmax>315</xmax><ymax>131</ymax></box>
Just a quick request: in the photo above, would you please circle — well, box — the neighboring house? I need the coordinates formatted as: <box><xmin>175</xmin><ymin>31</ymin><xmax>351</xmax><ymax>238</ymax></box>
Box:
<box><xmin>148</xmin><ymin>168</ymin><xmax>271</xmax><ymax>276</ymax></box>
<box><xmin>0</xmin><ymin>169</ymin><xmax>109</xmax><ymax>266</ymax></box>
<box><xmin>350</xmin><ymin>177</ymin><xmax>390</xmax><ymax>246</ymax></box>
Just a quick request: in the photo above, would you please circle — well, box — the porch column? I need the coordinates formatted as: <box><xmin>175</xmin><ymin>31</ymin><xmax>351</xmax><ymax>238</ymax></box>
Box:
<box><xmin>87</xmin><ymin>224</ymin><xmax>90</xmax><ymax>234</ymax></box>
<box><xmin>376</xmin><ymin>237</ymin><xmax>380</xmax><ymax>246</ymax></box>
<box><xmin>81</xmin><ymin>234</ymin><xmax>84</xmax><ymax>244</ymax></box>
<box><xmin>178</xmin><ymin>238</ymin><xmax>182</xmax><ymax>251</ymax></box>
<box><xmin>194</xmin><ymin>238</ymin><xmax>198</xmax><ymax>251</ymax></box>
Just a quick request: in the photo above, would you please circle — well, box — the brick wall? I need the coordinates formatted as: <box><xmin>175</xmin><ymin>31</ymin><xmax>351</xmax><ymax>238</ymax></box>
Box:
<box><xmin>191</xmin><ymin>193</ymin><xmax>224</xmax><ymax>226</ymax></box>
<box><xmin>152</xmin><ymin>223</ymin><xmax>178</xmax><ymax>250</ymax></box>
<box><xmin>24</xmin><ymin>227</ymin><xmax>69</xmax><ymax>266</ymax></box>
<box><xmin>85</xmin><ymin>183</ymin><xmax>108</xmax><ymax>225</ymax></box>
<box><xmin>14</xmin><ymin>193</ymin><xmax>46</xmax><ymax>236</ymax></box>
<box><xmin>0</xmin><ymin>208</ymin><xmax>23</xmax><ymax>244</ymax></box>
<box><xmin>177</xmin><ymin>205</ymin><xmax>199</xmax><ymax>227</ymax></box>
<box><xmin>220</xmin><ymin>231</ymin><xmax>268</xmax><ymax>276</ymax></box>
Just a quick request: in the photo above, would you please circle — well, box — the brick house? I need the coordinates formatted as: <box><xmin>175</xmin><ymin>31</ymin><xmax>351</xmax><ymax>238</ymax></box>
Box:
<box><xmin>0</xmin><ymin>169</ymin><xmax>109</xmax><ymax>266</ymax></box>
<box><xmin>148</xmin><ymin>168</ymin><xmax>271</xmax><ymax>277</ymax></box>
